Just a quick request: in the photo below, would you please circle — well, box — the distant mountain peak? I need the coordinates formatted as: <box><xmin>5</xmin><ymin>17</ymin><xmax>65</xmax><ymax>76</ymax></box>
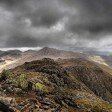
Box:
<box><xmin>38</xmin><ymin>47</ymin><xmax>60</xmax><ymax>56</ymax></box>
<box><xmin>42</xmin><ymin>47</ymin><xmax>50</xmax><ymax>49</ymax></box>
<box><xmin>40</xmin><ymin>47</ymin><xmax>58</xmax><ymax>51</ymax></box>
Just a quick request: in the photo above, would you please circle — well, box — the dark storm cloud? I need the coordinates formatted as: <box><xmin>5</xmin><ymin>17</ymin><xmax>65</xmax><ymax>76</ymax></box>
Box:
<box><xmin>0</xmin><ymin>0</ymin><xmax>66</xmax><ymax>47</ymax></box>
<box><xmin>29</xmin><ymin>6</ymin><xmax>63</xmax><ymax>27</ymax></box>
<box><xmin>1</xmin><ymin>0</ymin><xmax>112</xmax><ymax>33</ymax></box>
<box><xmin>0</xmin><ymin>0</ymin><xmax>112</xmax><ymax>50</ymax></box>
<box><xmin>6</xmin><ymin>31</ymin><xmax>68</xmax><ymax>48</ymax></box>
<box><xmin>62</xmin><ymin>0</ymin><xmax>112</xmax><ymax>35</ymax></box>
<box><xmin>6</xmin><ymin>36</ymin><xmax>38</xmax><ymax>47</ymax></box>
<box><xmin>0</xmin><ymin>0</ymin><xmax>21</xmax><ymax>6</ymax></box>
<box><xmin>0</xmin><ymin>0</ymin><xmax>64</xmax><ymax>27</ymax></box>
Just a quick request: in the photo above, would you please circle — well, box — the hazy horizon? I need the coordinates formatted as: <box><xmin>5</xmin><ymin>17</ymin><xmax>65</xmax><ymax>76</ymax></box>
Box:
<box><xmin>0</xmin><ymin>47</ymin><xmax>111</xmax><ymax>54</ymax></box>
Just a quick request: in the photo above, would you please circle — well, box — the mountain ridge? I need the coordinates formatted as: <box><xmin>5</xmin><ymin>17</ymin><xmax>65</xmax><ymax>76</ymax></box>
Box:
<box><xmin>0</xmin><ymin>58</ymin><xmax>112</xmax><ymax>111</ymax></box>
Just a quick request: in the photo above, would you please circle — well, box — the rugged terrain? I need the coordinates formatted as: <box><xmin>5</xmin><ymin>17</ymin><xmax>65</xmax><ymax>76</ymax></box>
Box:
<box><xmin>0</xmin><ymin>47</ymin><xmax>111</xmax><ymax>73</ymax></box>
<box><xmin>0</xmin><ymin>58</ymin><xmax>112</xmax><ymax>112</ymax></box>
<box><xmin>0</xmin><ymin>47</ymin><xmax>87</xmax><ymax>72</ymax></box>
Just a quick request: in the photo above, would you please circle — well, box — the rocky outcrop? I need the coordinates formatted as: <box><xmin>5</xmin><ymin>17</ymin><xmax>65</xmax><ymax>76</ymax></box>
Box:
<box><xmin>0</xmin><ymin>95</ymin><xmax>16</xmax><ymax>112</ymax></box>
<box><xmin>66</xmin><ymin>58</ymin><xmax>112</xmax><ymax>102</ymax></box>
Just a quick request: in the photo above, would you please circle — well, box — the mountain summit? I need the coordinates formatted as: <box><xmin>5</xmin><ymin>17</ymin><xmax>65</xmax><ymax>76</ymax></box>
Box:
<box><xmin>37</xmin><ymin>47</ymin><xmax>61</xmax><ymax>56</ymax></box>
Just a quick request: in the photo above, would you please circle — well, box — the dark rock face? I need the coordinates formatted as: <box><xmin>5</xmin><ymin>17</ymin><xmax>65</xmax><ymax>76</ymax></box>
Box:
<box><xmin>24</xmin><ymin>58</ymin><xmax>84</xmax><ymax>89</ymax></box>
<box><xmin>0</xmin><ymin>101</ymin><xmax>14</xmax><ymax>112</ymax></box>
<box><xmin>66</xmin><ymin>59</ymin><xmax>112</xmax><ymax>102</ymax></box>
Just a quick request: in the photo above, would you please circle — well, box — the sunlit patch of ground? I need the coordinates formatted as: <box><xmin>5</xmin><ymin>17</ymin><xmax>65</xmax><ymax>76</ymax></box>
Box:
<box><xmin>89</xmin><ymin>56</ymin><xmax>109</xmax><ymax>66</ymax></box>
<box><xmin>0</xmin><ymin>59</ymin><xmax>18</xmax><ymax>73</ymax></box>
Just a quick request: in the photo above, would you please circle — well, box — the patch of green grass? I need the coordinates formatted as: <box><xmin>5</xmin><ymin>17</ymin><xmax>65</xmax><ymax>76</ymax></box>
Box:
<box><xmin>34</xmin><ymin>82</ymin><xmax>49</xmax><ymax>93</ymax></box>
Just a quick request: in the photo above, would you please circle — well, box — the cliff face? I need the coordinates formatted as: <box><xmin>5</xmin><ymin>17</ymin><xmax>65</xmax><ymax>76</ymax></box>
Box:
<box><xmin>0</xmin><ymin>58</ymin><xmax>112</xmax><ymax>112</ymax></box>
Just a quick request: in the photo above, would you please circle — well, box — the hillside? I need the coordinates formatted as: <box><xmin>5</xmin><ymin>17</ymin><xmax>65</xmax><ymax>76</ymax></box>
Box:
<box><xmin>0</xmin><ymin>50</ymin><xmax>22</xmax><ymax>58</ymax></box>
<box><xmin>0</xmin><ymin>58</ymin><xmax>112</xmax><ymax>111</ymax></box>
<box><xmin>60</xmin><ymin>58</ymin><xmax>112</xmax><ymax>102</ymax></box>
<box><xmin>36</xmin><ymin>47</ymin><xmax>85</xmax><ymax>58</ymax></box>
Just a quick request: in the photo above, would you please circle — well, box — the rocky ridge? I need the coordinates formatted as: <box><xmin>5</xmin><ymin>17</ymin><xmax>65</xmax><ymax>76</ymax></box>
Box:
<box><xmin>0</xmin><ymin>58</ymin><xmax>112</xmax><ymax>111</ymax></box>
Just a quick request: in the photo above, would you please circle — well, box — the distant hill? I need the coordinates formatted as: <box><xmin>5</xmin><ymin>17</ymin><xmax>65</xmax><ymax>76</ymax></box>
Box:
<box><xmin>0</xmin><ymin>51</ymin><xmax>4</xmax><ymax>56</ymax></box>
<box><xmin>32</xmin><ymin>47</ymin><xmax>86</xmax><ymax>59</ymax></box>
<box><xmin>0</xmin><ymin>50</ymin><xmax>22</xmax><ymax>58</ymax></box>
<box><xmin>83</xmin><ymin>50</ymin><xmax>110</xmax><ymax>56</ymax></box>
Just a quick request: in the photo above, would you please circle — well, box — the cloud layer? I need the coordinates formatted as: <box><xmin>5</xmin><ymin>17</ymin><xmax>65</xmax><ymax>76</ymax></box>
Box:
<box><xmin>0</xmin><ymin>0</ymin><xmax>112</xmax><ymax>51</ymax></box>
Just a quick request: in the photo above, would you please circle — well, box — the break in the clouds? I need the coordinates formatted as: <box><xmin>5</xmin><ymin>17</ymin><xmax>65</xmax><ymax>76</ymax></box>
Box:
<box><xmin>0</xmin><ymin>0</ymin><xmax>112</xmax><ymax>51</ymax></box>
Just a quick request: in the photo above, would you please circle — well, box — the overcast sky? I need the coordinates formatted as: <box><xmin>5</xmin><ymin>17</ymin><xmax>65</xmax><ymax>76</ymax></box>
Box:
<box><xmin>0</xmin><ymin>0</ymin><xmax>112</xmax><ymax>51</ymax></box>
